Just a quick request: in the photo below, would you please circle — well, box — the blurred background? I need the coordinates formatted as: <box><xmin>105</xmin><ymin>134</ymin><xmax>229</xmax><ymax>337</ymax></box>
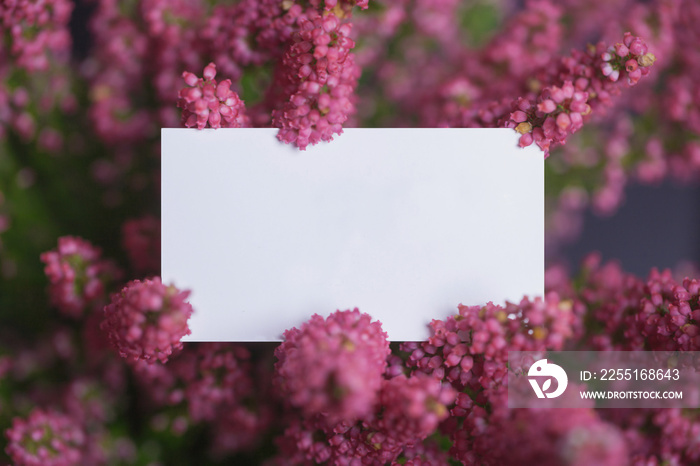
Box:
<box><xmin>564</xmin><ymin>182</ymin><xmax>700</xmax><ymax>276</ymax></box>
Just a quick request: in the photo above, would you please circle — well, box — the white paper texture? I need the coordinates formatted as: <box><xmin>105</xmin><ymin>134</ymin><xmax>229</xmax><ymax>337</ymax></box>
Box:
<box><xmin>161</xmin><ymin>128</ymin><xmax>543</xmax><ymax>341</ymax></box>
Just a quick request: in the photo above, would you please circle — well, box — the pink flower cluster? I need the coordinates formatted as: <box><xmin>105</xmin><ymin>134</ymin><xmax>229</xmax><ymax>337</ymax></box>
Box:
<box><xmin>4</xmin><ymin>408</ymin><xmax>85</xmax><ymax>466</ymax></box>
<box><xmin>403</xmin><ymin>294</ymin><xmax>574</xmax><ymax>391</ymax></box>
<box><xmin>274</xmin><ymin>308</ymin><xmax>389</xmax><ymax>425</ymax></box>
<box><xmin>277</xmin><ymin>377</ymin><xmax>454</xmax><ymax>465</ymax></box>
<box><xmin>273</xmin><ymin>309</ymin><xmax>457</xmax><ymax>464</ymax></box>
<box><xmin>40</xmin><ymin>236</ymin><xmax>121</xmax><ymax>318</ymax></box>
<box><xmin>558</xmin><ymin>253</ymin><xmax>700</xmax><ymax>351</ymax></box>
<box><xmin>0</xmin><ymin>0</ymin><xmax>73</xmax><ymax>72</ymax></box>
<box><xmin>637</xmin><ymin>271</ymin><xmax>700</xmax><ymax>351</ymax></box>
<box><xmin>506</xmin><ymin>33</ymin><xmax>655</xmax><ymax>156</ymax></box>
<box><xmin>272</xmin><ymin>11</ymin><xmax>360</xmax><ymax>149</ymax></box>
<box><xmin>178</xmin><ymin>63</ymin><xmax>250</xmax><ymax>129</ymax></box>
<box><xmin>101</xmin><ymin>278</ymin><xmax>193</xmax><ymax>364</ymax></box>
<box><xmin>600</xmin><ymin>33</ymin><xmax>655</xmax><ymax>85</ymax></box>
<box><xmin>378</xmin><ymin>373</ymin><xmax>456</xmax><ymax>444</ymax></box>
<box><xmin>401</xmin><ymin>294</ymin><xmax>578</xmax><ymax>461</ymax></box>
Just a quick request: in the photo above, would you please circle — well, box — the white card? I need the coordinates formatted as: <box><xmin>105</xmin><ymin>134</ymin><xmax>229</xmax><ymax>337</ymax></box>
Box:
<box><xmin>161</xmin><ymin>128</ymin><xmax>543</xmax><ymax>341</ymax></box>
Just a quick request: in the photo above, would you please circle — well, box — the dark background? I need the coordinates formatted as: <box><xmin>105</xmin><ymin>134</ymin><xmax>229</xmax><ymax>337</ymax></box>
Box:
<box><xmin>560</xmin><ymin>181</ymin><xmax>700</xmax><ymax>276</ymax></box>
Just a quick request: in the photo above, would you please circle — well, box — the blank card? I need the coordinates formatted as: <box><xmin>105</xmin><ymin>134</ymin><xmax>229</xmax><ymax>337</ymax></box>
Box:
<box><xmin>161</xmin><ymin>128</ymin><xmax>543</xmax><ymax>341</ymax></box>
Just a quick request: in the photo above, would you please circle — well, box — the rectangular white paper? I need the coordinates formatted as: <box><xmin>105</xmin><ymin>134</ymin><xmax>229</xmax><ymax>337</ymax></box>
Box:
<box><xmin>161</xmin><ymin>128</ymin><xmax>543</xmax><ymax>341</ymax></box>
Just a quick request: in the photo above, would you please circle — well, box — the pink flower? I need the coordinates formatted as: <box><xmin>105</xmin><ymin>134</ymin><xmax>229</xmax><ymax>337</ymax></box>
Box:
<box><xmin>275</xmin><ymin>371</ymin><xmax>453</xmax><ymax>464</ymax></box>
<box><xmin>177</xmin><ymin>62</ymin><xmax>250</xmax><ymax>129</ymax></box>
<box><xmin>503</xmin><ymin>33</ymin><xmax>655</xmax><ymax>157</ymax></box>
<box><xmin>377</xmin><ymin>373</ymin><xmax>455</xmax><ymax>444</ymax></box>
<box><xmin>101</xmin><ymin>278</ymin><xmax>194</xmax><ymax>364</ymax></box>
<box><xmin>40</xmin><ymin>236</ymin><xmax>122</xmax><ymax>318</ymax></box>
<box><xmin>600</xmin><ymin>33</ymin><xmax>655</xmax><ymax>86</ymax></box>
<box><xmin>5</xmin><ymin>408</ymin><xmax>85</xmax><ymax>466</ymax></box>
<box><xmin>272</xmin><ymin>10</ymin><xmax>359</xmax><ymax>150</ymax></box>
<box><xmin>274</xmin><ymin>309</ymin><xmax>389</xmax><ymax>425</ymax></box>
<box><xmin>403</xmin><ymin>293</ymin><xmax>575</xmax><ymax>396</ymax></box>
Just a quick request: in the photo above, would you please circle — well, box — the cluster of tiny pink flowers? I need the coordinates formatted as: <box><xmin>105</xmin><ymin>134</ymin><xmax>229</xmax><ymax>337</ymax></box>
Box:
<box><xmin>101</xmin><ymin>278</ymin><xmax>193</xmax><ymax>364</ymax></box>
<box><xmin>274</xmin><ymin>308</ymin><xmax>390</xmax><ymax>425</ymax></box>
<box><xmin>399</xmin><ymin>293</ymin><xmax>578</xmax><ymax>461</ymax></box>
<box><xmin>178</xmin><ymin>63</ymin><xmax>250</xmax><ymax>129</ymax></box>
<box><xmin>377</xmin><ymin>373</ymin><xmax>455</xmax><ymax>444</ymax></box>
<box><xmin>509</xmin><ymin>81</ymin><xmax>589</xmax><ymax>154</ymax></box>
<box><xmin>506</xmin><ymin>33</ymin><xmax>655</xmax><ymax>156</ymax></box>
<box><xmin>600</xmin><ymin>33</ymin><xmax>656</xmax><ymax>85</ymax></box>
<box><xmin>275</xmin><ymin>372</ymin><xmax>456</xmax><ymax>464</ymax></box>
<box><xmin>403</xmin><ymin>293</ymin><xmax>575</xmax><ymax>393</ymax></box>
<box><xmin>4</xmin><ymin>408</ymin><xmax>85</xmax><ymax>466</ymax></box>
<box><xmin>635</xmin><ymin>271</ymin><xmax>700</xmax><ymax>351</ymax></box>
<box><xmin>558</xmin><ymin>253</ymin><xmax>700</xmax><ymax>352</ymax></box>
<box><xmin>271</xmin><ymin>11</ymin><xmax>360</xmax><ymax>149</ymax></box>
<box><xmin>121</xmin><ymin>215</ymin><xmax>161</xmax><ymax>276</ymax></box>
<box><xmin>0</xmin><ymin>0</ymin><xmax>73</xmax><ymax>71</ymax></box>
<box><xmin>40</xmin><ymin>236</ymin><xmax>121</xmax><ymax>318</ymax></box>
<box><xmin>273</xmin><ymin>309</ymin><xmax>454</xmax><ymax>463</ymax></box>
<box><xmin>550</xmin><ymin>254</ymin><xmax>648</xmax><ymax>350</ymax></box>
